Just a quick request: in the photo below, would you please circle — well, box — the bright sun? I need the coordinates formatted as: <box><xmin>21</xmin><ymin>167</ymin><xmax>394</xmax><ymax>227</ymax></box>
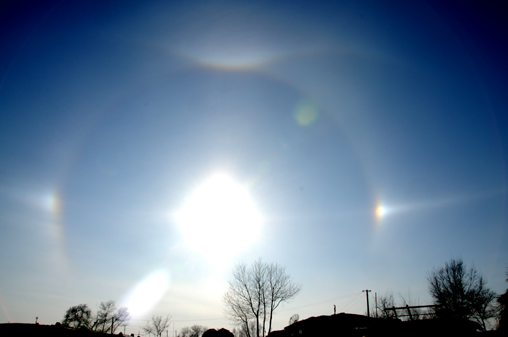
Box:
<box><xmin>175</xmin><ymin>172</ymin><xmax>262</xmax><ymax>263</ymax></box>
<box><xmin>376</xmin><ymin>205</ymin><xmax>386</xmax><ymax>218</ymax></box>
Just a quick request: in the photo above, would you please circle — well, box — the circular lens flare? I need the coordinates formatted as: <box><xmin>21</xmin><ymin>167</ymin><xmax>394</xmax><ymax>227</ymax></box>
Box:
<box><xmin>294</xmin><ymin>99</ymin><xmax>319</xmax><ymax>126</ymax></box>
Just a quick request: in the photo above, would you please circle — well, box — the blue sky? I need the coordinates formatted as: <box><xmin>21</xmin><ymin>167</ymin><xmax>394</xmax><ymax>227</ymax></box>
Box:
<box><xmin>1</xmin><ymin>0</ymin><xmax>508</xmax><ymax>334</ymax></box>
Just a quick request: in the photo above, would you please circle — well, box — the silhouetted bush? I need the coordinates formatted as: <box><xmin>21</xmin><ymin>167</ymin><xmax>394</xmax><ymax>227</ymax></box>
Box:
<box><xmin>203</xmin><ymin>328</ymin><xmax>234</xmax><ymax>337</ymax></box>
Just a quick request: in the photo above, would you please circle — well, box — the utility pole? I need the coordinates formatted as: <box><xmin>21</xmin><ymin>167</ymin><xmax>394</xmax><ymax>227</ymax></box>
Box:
<box><xmin>375</xmin><ymin>292</ymin><xmax>378</xmax><ymax>318</ymax></box>
<box><xmin>363</xmin><ymin>289</ymin><xmax>371</xmax><ymax>318</ymax></box>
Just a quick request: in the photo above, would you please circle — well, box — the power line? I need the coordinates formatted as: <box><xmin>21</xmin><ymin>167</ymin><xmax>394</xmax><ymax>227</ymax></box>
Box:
<box><xmin>278</xmin><ymin>291</ymin><xmax>362</xmax><ymax>313</ymax></box>
<box><xmin>128</xmin><ymin>291</ymin><xmax>365</xmax><ymax>333</ymax></box>
<box><xmin>340</xmin><ymin>294</ymin><xmax>363</xmax><ymax>312</ymax></box>
<box><xmin>172</xmin><ymin>318</ymin><xmax>224</xmax><ymax>322</ymax></box>
<box><xmin>129</xmin><ymin>317</ymin><xmax>223</xmax><ymax>322</ymax></box>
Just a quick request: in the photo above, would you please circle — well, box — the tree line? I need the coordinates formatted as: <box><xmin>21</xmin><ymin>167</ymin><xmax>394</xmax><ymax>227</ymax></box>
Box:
<box><xmin>62</xmin><ymin>300</ymin><xmax>129</xmax><ymax>333</ymax></box>
<box><xmin>375</xmin><ymin>258</ymin><xmax>507</xmax><ymax>331</ymax></box>
<box><xmin>61</xmin><ymin>304</ymin><xmax>207</xmax><ymax>337</ymax></box>
<box><xmin>223</xmin><ymin>258</ymin><xmax>508</xmax><ymax>333</ymax></box>
<box><xmin>61</xmin><ymin>258</ymin><xmax>508</xmax><ymax>335</ymax></box>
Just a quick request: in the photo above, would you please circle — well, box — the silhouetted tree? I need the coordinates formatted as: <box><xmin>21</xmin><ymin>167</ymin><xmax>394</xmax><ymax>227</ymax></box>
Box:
<box><xmin>376</xmin><ymin>293</ymin><xmax>397</xmax><ymax>319</ymax></box>
<box><xmin>224</xmin><ymin>259</ymin><xmax>301</xmax><ymax>337</ymax></box>
<box><xmin>231</xmin><ymin>327</ymin><xmax>244</xmax><ymax>337</ymax></box>
<box><xmin>231</xmin><ymin>321</ymin><xmax>255</xmax><ymax>337</ymax></box>
<box><xmin>181</xmin><ymin>325</ymin><xmax>208</xmax><ymax>337</ymax></box>
<box><xmin>203</xmin><ymin>328</ymin><xmax>234</xmax><ymax>337</ymax></box>
<box><xmin>62</xmin><ymin>304</ymin><xmax>92</xmax><ymax>329</ymax></box>
<box><xmin>63</xmin><ymin>301</ymin><xmax>129</xmax><ymax>333</ymax></box>
<box><xmin>375</xmin><ymin>292</ymin><xmax>425</xmax><ymax>320</ymax></box>
<box><xmin>93</xmin><ymin>300</ymin><xmax>116</xmax><ymax>332</ymax></box>
<box><xmin>114</xmin><ymin>307</ymin><xmax>131</xmax><ymax>333</ymax></box>
<box><xmin>266</xmin><ymin>263</ymin><xmax>301</xmax><ymax>334</ymax></box>
<box><xmin>143</xmin><ymin>315</ymin><xmax>171</xmax><ymax>337</ymax></box>
<box><xmin>497</xmin><ymin>269</ymin><xmax>508</xmax><ymax>331</ymax></box>
<box><xmin>428</xmin><ymin>259</ymin><xmax>496</xmax><ymax>330</ymax></box>
<box><xmin>217</xmin><ymin>328</ymin><xmax>234</xmax><ymax>337</ymax></box>
<box><xmin>202</xmin><ymin>328</ymin><xmax>218</xmax><ymax>337</ymax></box>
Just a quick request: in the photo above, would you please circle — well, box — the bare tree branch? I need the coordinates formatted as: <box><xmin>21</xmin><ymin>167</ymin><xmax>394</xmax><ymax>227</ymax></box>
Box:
<box><xmin>144</xmin><ymin>315</ymin><xmax>172</xmax><ymax>337</ymax></box>
<box><xmin>266</xmin><ymin>262</ymin><xmax>301</xmax><ymax>334</ymax></box>
<box><xmin>428</xmin><ymin>259</ymin><xmax>497</xmax><ymax>330</ymax></box>
<box><xmin>224</xmin><ymin>259</ymin><xmax>301</xmax><ymax>337</ymax></box>
<box><xmin>181</xmin><ymin>325</ymin><xmax>208</xmax><ymax>337</ymax></box>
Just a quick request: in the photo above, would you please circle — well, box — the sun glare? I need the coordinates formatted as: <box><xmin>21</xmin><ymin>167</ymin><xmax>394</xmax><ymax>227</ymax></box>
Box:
<box><xmin>376</xmin><ymin>205</ymin><xmax>386</xmax><ymax>218</ymax></box>
<box><xmin>175</xmin><ymin>173</ymin><xmax>262</xmax><ymax>263</ymax></box>
<box><xmin>374</xmin><ymin>203</ymin><xmax>390</xmax><ymax>223</ymax></box>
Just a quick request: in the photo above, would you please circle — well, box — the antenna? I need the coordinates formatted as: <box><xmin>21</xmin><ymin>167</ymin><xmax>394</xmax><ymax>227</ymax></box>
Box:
<box><xmin>288</xmin><ymin>314</ymin><xmax>299</xmax><ymax>325</ymax></box>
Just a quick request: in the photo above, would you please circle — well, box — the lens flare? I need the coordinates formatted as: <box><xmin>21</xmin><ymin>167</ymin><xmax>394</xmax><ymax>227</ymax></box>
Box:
<box><xmin>122</xmin><ymin>270</ymin><xmax>170</xmax><ymax>319</ymax></box>
<box><xmin>294</xmin><ymin>99</ymin><xmax>319</xmax><ymax>126</ymax></box>
<box><xmin>0</xmin><ymin>290</ymin><xmax>12</xmax><ymax>323</ymax></box>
